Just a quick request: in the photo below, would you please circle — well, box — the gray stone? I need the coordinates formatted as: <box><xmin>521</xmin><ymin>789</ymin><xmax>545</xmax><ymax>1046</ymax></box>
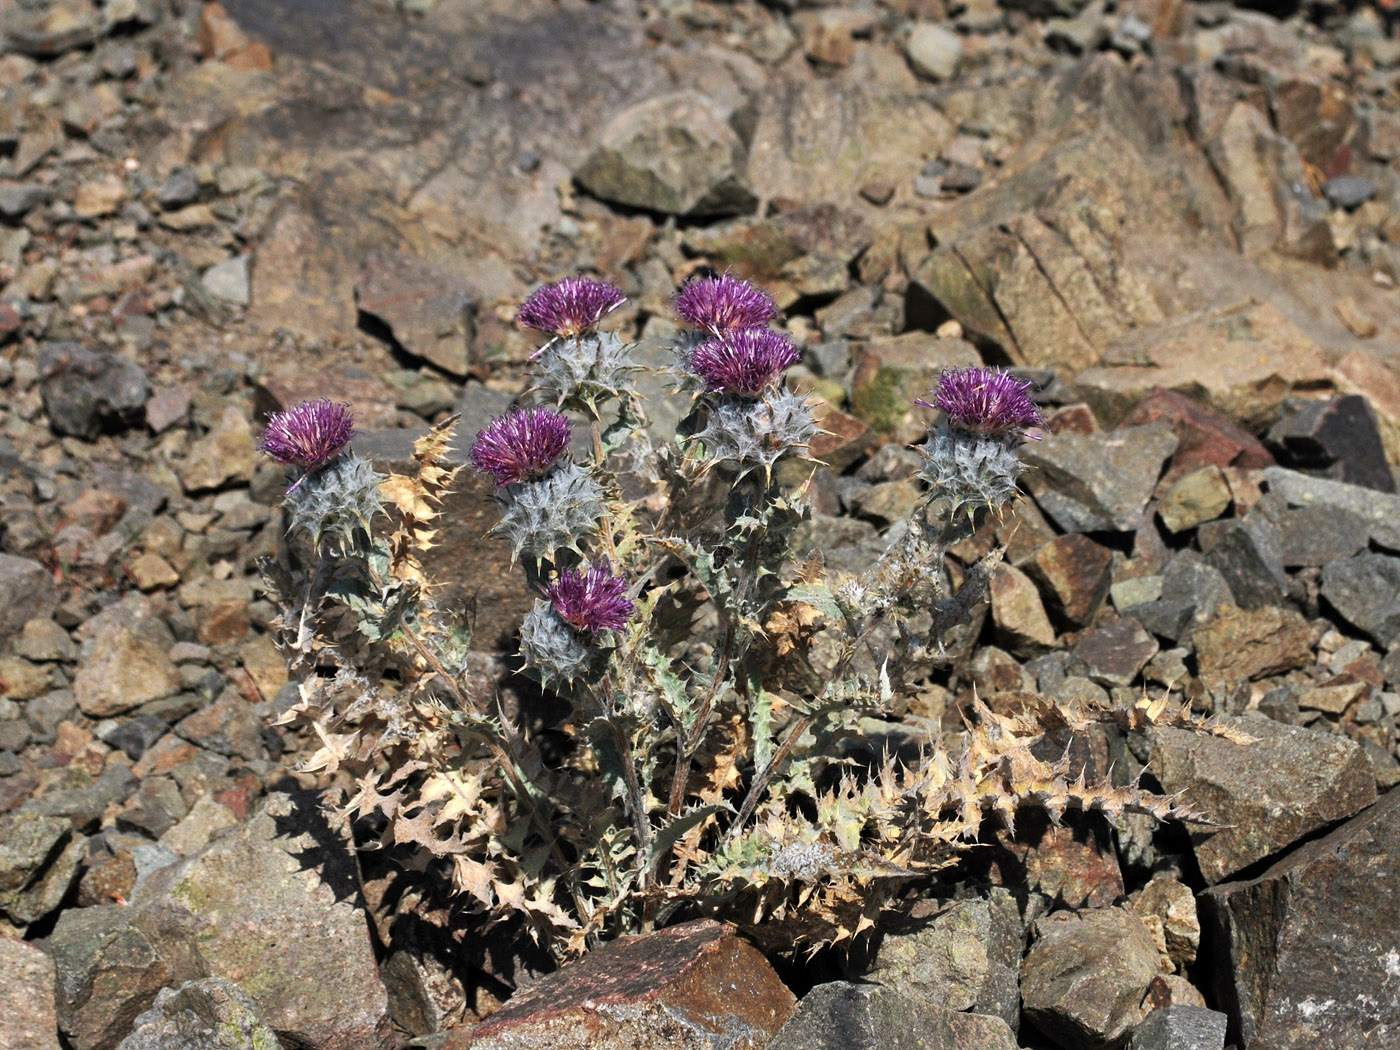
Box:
<box><xmin>0</xmin><ymin>933</ymin><xmax>62</xmax><ymax>1050</ymax></box>
<box><xmin>1321</xmin><ymin>552</ymin><xmax>1400</xmax><ymax>648</ymax></box>
<box><xmin>1126</xmin><ymin>600</ymin><xmax>1197</xmax><ymax>644</ymax></box>
<box><xmin>1046</xmin><ymin>0</ymin><xmax>1110</xmax><ymax>56</ymax></box>
<box><xmin>157</xmin><ymin>166</ymin><xmax>201</xmax><ymax>210</ymax></box>
<box><xmin>1023</xmin><ymin>423</ymin><xmax>1179</xmax><ymax>533</ymax></box>
<box><xmin>0</xmin><ymin>181</ymin><xmax>52</xmax><ymax>218</ymax></box>
<box><xmin>1021</xmin><ymin>907</ymin><xmax>1164</xmax><ymax>1050</ymax></box>
<box><xmin>117</xmin><ymin>976</ymin><xmax>285</xmax><ymax>1050</ymax></box>
<box><xmin>48</xmin><ymin>904</ymin><xmax>179</xmax><ymax>1050</ymax></box>
<box><xmin>0</xmin><ymin>554</ymin><xmax>59</xmax><ymax>638</ymax></box>
<box><xmin>3</xmin><ymin>1</ymin><xmax>100</xmax><ymax>55</ymax></box>
<box><xmin>1198</xmin><ymin>517</ymin><xmax>1286</xmax><ymax>610</ymax></box>
<box><xmin>38</xmin><ymin>342</ymin><xmax>150</xmax><ymax>440</ymax></box>
<box><xmin>1321</xmin><ymin>174</ymin><xmax>1377</xmax><ymax>210</ymax></box>
<box><xmin>456</xmin><ymin>920</ymin><xmax>794</xmax><ymax>1050</ymax></box>
<box><xmin>26</xmin><ymin>764</ymin><xmax>138</xmax><ymax>833</ymax></box>
<box><xmin>202</xmin><ymin>256</ymin><xmax>251</xmax><ymax>307</ymax></box>
<box><xmin>1152</xmin><ymin>714</ymin><xmax>1377</xmax><ymax>883</ymax></box>
<box><xmin>575</xmin><ymin>92</ymin><xmax>756</xmax><ymax>217</ymax></box>
<box><xmin>1159</xmin><ymin>551</ymin><xmax>1233</xmax><ymax>629</ymax></box>
<box><xmin>1200</xmin><ymin>789</ymin><xmax>1400</xmax><ymax>1050</ymax></box>
<box><xmin>862</xmin><ymin>892</ymin><xmax>1023</xmax><ymax>1031</ymax></box>
<box><xmin>905</xmin><ymin>23</ymin><xmax>963</xmax><ymax>81</ymax></box>
<box><xmin>1127</xmin><ymin>1006</ymin><xmax>1226</xmax><ymax>1050</ymax></box>
<box><xmin>1269</xmin><ymin>503</ymin><xmax>1370</xmax><ymax>567</ymax></box>
<box><xmin>767</xmin><ymin>982</ymin><xmax>1016</xmax><ymax>1050</ymax></box>
<box><xmin>1264</xmin><ymin>466</ymin><xmax>1400</xmax><ymax>549</ymax></box>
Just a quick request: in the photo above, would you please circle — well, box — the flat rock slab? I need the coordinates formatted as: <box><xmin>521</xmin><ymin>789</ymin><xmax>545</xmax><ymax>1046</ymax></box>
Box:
<box><xmin>1022</xmin><ymin>423</ymin><xmax>1178</xmax><ymax>533</ymax></box>
<box><xmin>766</xmin><ymin>982</ymin><xmax>1017</xmax><ymax>1050</ymax></box>
<box><xmin>356</xmin><ymin>250</ymin><xmax>475</xmax><ymax>377</ymax></box>
<box><xmin>1201</xmin><ymin>789</ymin><xmax>1400</xmax><ymax>1050</ymax></box>
<box><xmin>1264</xmin><ymin>466</ymin><xmax>1400</xmax><ymax>550</ymax></box>
<box><xmin>49</xmin><ymin>791</ymin><xmax>392</xmax><ymax>1050</ymax></box>
<box><xmin>0</xmin><ymin>933</ymin><xmax>61</xmax><ymax>1050</ymax></box>
<box><xmin>453</xmin><ymin>919</ymin><xmax>795</xmax><ymax>1050</ymax></box>
<box><xmin>1319</xmin><ymin>551</ymin><xmax>1400</xmax><ymax>648</ymax></box>
<box><xmin>1151</xmin><ymin>714</ymin><xmax>1376</xmax><ymax>883</ymax></box>
<box><xmin>1119</xmin><ymin>387</ymin><xmax>1274</xmax><ymax>485</ymax></box>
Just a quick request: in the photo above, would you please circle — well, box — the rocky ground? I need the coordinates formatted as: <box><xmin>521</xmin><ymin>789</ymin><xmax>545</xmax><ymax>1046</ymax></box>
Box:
<box><xmin>2</xmin><ymin>0</ymin><xmax>1400</xmax><ymax>1047</ymax></box>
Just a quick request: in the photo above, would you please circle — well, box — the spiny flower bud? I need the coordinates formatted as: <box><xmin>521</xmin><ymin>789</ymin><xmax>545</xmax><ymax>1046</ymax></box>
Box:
<box><xmin>917</xmin><ymin>426</ymin><xmax>1024</xmax><ymax>515</ymax></box>
<box><xmin>916</xmin><ymin>366</ymin><xmax>1044</xmax><ymax>439</ymax></box>
<box><xmin>494</xmin><ymin>461</ymin><xmax>604</xmax><ymax>561</ymax></box>
<box><xmin>674</xmin><ymin>273</ymin><xmax>778</xmax><ymax>335</ymax></box>
<box><xmin>284</xmin><ymin>452</ymin><xmax>385</xmax><ymax>553</ymax></box>
<box><xmin>259</xmin><ymin>398</ymin><xmax>355</xmax><ymax>470</ymax></box>
<box><xmin>535</xmin><ymin>330</ymin><xmax>638</xmax><ymax>412</ymax></box>
<box><xmin>519</xmin><ymin>600</ymin><xmax>595</xmax><ymax>686</ymax></box>
<box><xmin>692</xmin><ymin>388</ymin><xmax>817</xmax><ymax>481</ymax></box>
<box><xmin>518</xmin><ymin>276</ymin><xmax>627</xmax><ymax>339</ymax></box>
<box><xmin>546</xmin><ymin>564</ymin><xmax>634</xmax><ymax>634</ymax></box>
<box><xmin>471</xmin><ymin>407</ymin><xmax>572</xmax><ymax>487</ymax></box>
<box><xmin>689</xmin><ymin>328</ymin><xmax>801</xmax><ymax>398</ymax></box>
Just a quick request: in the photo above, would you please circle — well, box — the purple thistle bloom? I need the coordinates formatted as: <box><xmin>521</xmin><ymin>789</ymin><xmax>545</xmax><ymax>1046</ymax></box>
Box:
<box><xmin>674</xmin><ymin>273</ymin><xmax>778</xmax><ymax>335</ymax></box>
<box><xmin>546</xmin><ymin>564</ymin><xmax>634</xmax><ymax>633</ymax></box>
<box><xmin>258</xmin><ymin>398</ymin><xmax>355</xmax><ymax>469</ymax></box>
<box><xmin>517</xmin><ymin>276</ymin><xmax>627</xmax><ymax>338</ymax></box>
<box><xmin>917</xmin><ymin>366</ymin><xmax>1045</xmax><ymax>438</ymax></box>
<box><xmin>471</xmin><ymin>407</ymin><xmax>572</xmax><ymax>486</ymax></box>
<box><xmin>690</xmin><ymin>328</ymin><xmax>801</xmax><ymax>397</ymax></box>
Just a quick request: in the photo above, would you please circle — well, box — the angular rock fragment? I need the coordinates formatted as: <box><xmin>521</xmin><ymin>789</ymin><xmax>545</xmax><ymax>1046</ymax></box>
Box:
<box><xmin>1198</xmin><ymin>517</ymin><xmax>1286</xmax><ymax>610</ymax></box>
<box><xmin>1201</xmin><ymin>790</ymin><xmax>1400</xmax><ymax>1050</ymax></box>
<box><xmin>1021</xmin><ymin>907</ymin><xmax>1164</xmax><ymax>1050</ymax></box>
<box><xmin>766</xmin><ymin>982</ymin><xmax>1016</xmax><ymax>1050</ymax></box>
<box><xmin>116</xmin><ymin>976</ymin><xmax>282</xmax><ymax>1050</ymax></box>
<box><xmin>1268</xmin><ymin>394</ymin><xmax>1394</xmax><ymax>494</ymax></box>
<box><xmin>1190</xmin><ymin>605</ymin><xmax>1310</xmax><ymax>683</ymax></box>
<box><xmin>1120</xmin><ymin>388</ymin><xmax>1273</xmax><ymax>485</ymax></box>
<box><xmin>862</xmin><ymin>892</ymin><xmax>1023</xmax><ymax>1032</ymax></box>
<box><xmin>356</xmin><ymin>250</ymin><xmax>476</xmax><ymax>377</ymax></box>
<box><xmin>1027</xmin><ymin>533</ymin><xmax>1114</xmax><ymax>626</ymax></box>
<box><xmin>1320</xmin><ymin>552</ymin><xmax>1400</xmax><ymax>648</ymax></box>
<box><xmin>1264</xmin><ymin>466</ymin><xmax>1400</xmax><ymax>550</ymax></box>
<box><xmin>1151</xmin><ymin>714</ymin><xmax>1376</xmax><ymax>883</ymax></box>
<box><xmin>576</xmin><ymin>93</ymin><xmax>756</xmax><ymax>217</ymax></box>
<box><xmin>0</xmin><ymin>934</ymin><xmax>61</xmax><ymax>1050</ymax></box>
<box><xmin>1126</xmin><ymin>1005</ymin><xmax>1226</xmax><ymax>1050</ymax></box>
<box><xmin>38</xmin><ymin>342</ymin><xmax>150</xmax><ymax>440</ymax></box>
<box><xmin>452</xmin><ymin>920</ymin><xmax>793</xmax><ymax>1050</ymax></box>
<box><xmin>1022</xmin><ymin>423</ymin><xmax>1178</xmax><ymax>532</ymax></box>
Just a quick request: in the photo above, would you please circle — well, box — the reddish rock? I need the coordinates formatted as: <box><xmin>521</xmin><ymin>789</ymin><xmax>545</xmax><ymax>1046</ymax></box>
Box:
<box><xmin>1120</xmin><ymin>387</ymin><xmax>1274</xmax><ymax>485</ymax></box>
<box><xmin>451</xmin><ymin>920</ymin><xmax>795</xmax><ymax>1050</ymax></box>
<box><xmin>0</xmin><ymin>301</ymin><xmax>20</xmax><ymax>342</ymax></box>
<box><xmin>1027</xmin><ymin>534</ymin><xmax>1114</xmax><ymax>627</ymax></box>
<box><xmin>988</xmin><ymin>811</ymin><xmax>1125</xmax><ymax>910</ymax></box>
<box><xmin>807</xmin><ymin>399</ymin><xmax>870</xmax><ymax>473</ymax></box>
<box><xmin>0</xmin><ymin>933</ymin><xmax>61</xmax><ymax>1050</ymax></box>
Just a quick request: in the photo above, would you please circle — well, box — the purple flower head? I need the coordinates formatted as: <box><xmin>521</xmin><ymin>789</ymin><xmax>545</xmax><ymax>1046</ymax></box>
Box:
<box><xmin>258</xmin><ymin>399</ymin><xmax>355</xmax><ymax>469</ymax></box>
<box><xmin>517</xmin><ymin>276</ymin><xmax>627</xmax><ymax>338</ymax></box>
<box><xmin>690</xmin><ymin>328</ymin><xmax>801</xmax><ymax>397</ymax></box>
<box><xmin>471</xmin><ymin>407</ymin><xmax>572</xmax><ymax>486</ymax></box>
<box><xmin>917</xmin><ymin>366</ymin><xmax>1045</xmax><ymax>438</ymax></box>
<box><xmin>674</xmin><ymin>273</ymin><xmax>778</xmax><ymax>335</ymax></box>
<box><xmin>546</xmin><ymin>564</ymin><xmax>634</xmax><ymax>634</ymax></box>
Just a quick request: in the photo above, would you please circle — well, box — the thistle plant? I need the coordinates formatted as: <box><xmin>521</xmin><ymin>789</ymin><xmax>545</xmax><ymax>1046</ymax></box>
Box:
<box><xmin>260</xmin><ymin>275</ymin><xmax>1245</xmax><ymax>960</ymax></box>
